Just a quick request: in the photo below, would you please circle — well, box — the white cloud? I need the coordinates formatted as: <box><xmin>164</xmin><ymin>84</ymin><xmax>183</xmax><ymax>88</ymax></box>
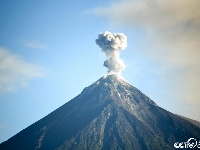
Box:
<box><xmin>94</xmin><ymin>0</ymin><xmax>200</xmax><ymax>29</ymax></box>
<box><xmin>17</xmin><ymin>39</ymin><xmax>47</xmax><ymax>49</ymax></box>
<box><xmin>93</xmin><ymin>0</ymin><xmax>200</xmax><ymax>121</ymax></box>
<box><xmin>0</xmin><ymin>47</ymin><xmax>43</xmax><ymax>94</ymax></box>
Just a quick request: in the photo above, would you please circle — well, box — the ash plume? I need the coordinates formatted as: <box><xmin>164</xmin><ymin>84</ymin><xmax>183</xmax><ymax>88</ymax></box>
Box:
<box><xmin>95</xmin><ymin>31</ymin><xmax>127</xmax><ymax>75</ymax></box>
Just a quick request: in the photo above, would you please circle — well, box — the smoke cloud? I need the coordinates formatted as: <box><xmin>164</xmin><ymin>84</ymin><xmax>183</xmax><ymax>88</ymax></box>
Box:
<box><xmin>95</xmin><ymin>31</ymin><xmax>127</xmax><ymax>75</ymax></box>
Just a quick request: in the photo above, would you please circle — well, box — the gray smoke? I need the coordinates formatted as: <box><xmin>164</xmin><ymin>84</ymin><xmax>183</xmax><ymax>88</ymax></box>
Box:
<box><xmin>95</xmin><ymin>31</ymin><xmax>127</xmax><ymax>76</ymax></box>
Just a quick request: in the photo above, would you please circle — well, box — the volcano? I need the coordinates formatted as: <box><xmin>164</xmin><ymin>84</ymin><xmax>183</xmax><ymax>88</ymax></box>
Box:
<box><xmin>1</xmin><ymin>74</ymin><xmax>200</xmax><ymax>150</ymax></box>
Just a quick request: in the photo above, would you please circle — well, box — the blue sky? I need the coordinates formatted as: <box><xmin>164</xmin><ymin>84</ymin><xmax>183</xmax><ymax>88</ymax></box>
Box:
<box><xmin>1</xmin><ymin>0</ymin><xmax>200</xmax><ymax>143</ymax></box>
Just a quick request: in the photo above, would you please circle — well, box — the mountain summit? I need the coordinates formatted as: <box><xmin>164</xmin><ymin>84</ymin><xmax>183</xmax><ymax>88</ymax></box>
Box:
<box><xmin>1</xmin><ymin>75</ymin><xmax>200</xmax><ymax>149</ymax></box>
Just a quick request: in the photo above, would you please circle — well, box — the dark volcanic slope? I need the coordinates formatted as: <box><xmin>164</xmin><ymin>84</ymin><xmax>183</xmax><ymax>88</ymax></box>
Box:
<box><xmin>179</xmin><ymin>115</ymin><xmax>200</xmax><ymax>128</ymax></box>
<box><xmin>1</xmin><ymin>75</ymin><xmax>200</xmax><ymax>150</ymax></box>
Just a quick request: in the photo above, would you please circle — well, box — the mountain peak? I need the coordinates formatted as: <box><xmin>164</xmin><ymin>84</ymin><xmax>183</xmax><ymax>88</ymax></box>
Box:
<box><xmin>81</xmin><ymin>74</ymin><xmax>157</xmax><ymax>106</ymax></box>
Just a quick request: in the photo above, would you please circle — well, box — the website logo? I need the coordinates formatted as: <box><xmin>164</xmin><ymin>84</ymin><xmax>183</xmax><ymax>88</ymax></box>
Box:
<box><xmin>174</xmin><ymin>138</ymin><xmax>200</xmax><ymax>149</ymax></box>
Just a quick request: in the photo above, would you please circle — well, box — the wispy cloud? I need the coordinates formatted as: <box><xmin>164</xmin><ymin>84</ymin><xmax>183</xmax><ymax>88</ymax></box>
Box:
<box><xmin>0</xmin><ymin>47</ymin><xmax>43</xmax><ymax>94</ymax></box>
<box><xmin>17</xmin><ymin>39</ymin><xmax>47</xmax><ymax>49</ymax></box>
<box><xmin>93</xmin><ymin>0</ymin><xmax>200</xmax><ymax>120</ymax></box>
